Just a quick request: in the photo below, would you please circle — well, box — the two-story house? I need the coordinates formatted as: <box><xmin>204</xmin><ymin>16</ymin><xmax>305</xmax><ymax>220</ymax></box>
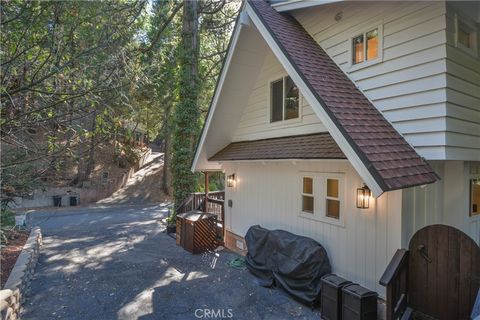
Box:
<box><xmin>192</xmin><ymin>0</ymin><xmax>480</xmax><ymax>301</ymax></box>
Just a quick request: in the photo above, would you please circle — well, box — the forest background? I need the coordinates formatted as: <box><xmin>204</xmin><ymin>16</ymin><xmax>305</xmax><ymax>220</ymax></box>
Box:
<box><xmin>0</xmin><ymin>0</ymin><xmax>240</xmax><ymax>215</ymax></box>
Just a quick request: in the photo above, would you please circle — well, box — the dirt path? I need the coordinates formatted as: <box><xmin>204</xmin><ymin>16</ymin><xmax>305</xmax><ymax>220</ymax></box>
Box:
<box><xmin>97</xmin><ymin>151</ymin><xmax>168</xmax><ymax>205</ymax></box>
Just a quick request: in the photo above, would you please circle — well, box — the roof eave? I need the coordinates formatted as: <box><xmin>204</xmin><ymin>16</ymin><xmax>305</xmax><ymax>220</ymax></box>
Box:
<box><xmin>191</xmin><ymin>7</ymin><xmax>245</xmax><ymax>173</ymax></box>
<box><xmin>272</xmin><ymin>0</ymin><xmax>343</xmax><ymax>12</ymax></box>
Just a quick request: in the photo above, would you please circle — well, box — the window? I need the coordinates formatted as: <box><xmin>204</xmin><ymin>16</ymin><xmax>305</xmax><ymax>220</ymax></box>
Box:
<box><xmin>455</xmin><ymin>15</ymin><xmax>477</xmax><ymax>56</ymax></box>
<box><xmin>302</xmin><ymin>177</ymin><xmax>314</xmax><ymax>213</ymax></box>
<box><xmin>270</xmin><ymin>76</ymin><xmax>299</xmax><ymax>122</ymax></box>
<box><xmin>352</xmin><ymin>28</ymin><xmax>378</xmax><ymax>65</ymax></box>
<box><xmin>458</xmin><ymin>24</ymin><xmax>472</xmax><ymax>48</ymax></box>
<box><xmin>299</xmin><ymin>173</ymin><xmax>344</xmax><ymax>225</ymax></box>
<box><xmin>326</xmin><ymin>179</ymin><xmax>340</xmax><ymax>219</ymax></box>
<box><xmin>470</xmin><ymin>178</ymin><xmax>480</xmax><ymax>216</ymax></box>
<box><xmin>352</xmin><ymin>34</ymin><xmax>364</xmax><ymax>65</ymax></box>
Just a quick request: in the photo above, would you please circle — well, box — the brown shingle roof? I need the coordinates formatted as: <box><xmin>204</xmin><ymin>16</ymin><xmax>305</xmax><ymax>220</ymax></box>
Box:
<box><xmin>247</xmin><ymin>0</ymin><xmax>439</xmax><ymax>191</ymax></box>
<box><xmin>209</xmin><ymin>133</ymin><xmax>345</xmax><ymax>161</ymax></box>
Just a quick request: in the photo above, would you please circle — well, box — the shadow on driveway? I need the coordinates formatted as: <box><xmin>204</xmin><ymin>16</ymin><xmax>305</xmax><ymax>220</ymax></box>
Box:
<box><xmin>22</xmin><ymin>204</ymin><xmax>320</xmax><ymax>319</ymax></box>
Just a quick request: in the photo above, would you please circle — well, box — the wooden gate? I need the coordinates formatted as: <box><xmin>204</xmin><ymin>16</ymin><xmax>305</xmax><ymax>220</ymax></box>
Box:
<box><xmin>408</xmin><ymin>224</ymin><xmax>480</xmax><ymax>320</ymax></box>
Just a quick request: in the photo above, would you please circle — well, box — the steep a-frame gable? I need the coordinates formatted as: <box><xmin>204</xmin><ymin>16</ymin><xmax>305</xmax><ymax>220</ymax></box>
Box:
<box><xmin>193</xmin><ymin>1</ymin><xmax>439</xmax><ymax>197</ymax></box>
<box><xmin>245</xmin><ymin>0</ymin><xmax>438</xmax><ymax>195</ymax></box>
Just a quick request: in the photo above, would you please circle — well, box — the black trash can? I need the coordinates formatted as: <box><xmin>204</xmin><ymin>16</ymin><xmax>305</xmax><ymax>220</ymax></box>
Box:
<box><xmin>342</xmin><ymin>284</ymin><xmax>378</xmax><ymax>320</ymax></box>
<box><xmin>53</xmin><ymin>195</ymin><xmax>62</xmax><ymax>207</ymax></box>
<box><xmin>70</xmin><ymin>196</ymin><xmax>79</xmax><ymax>206</ymax></box>
<box><xmin>321</xmin><ymin>274</ymin><xmax>352</xmax><ymax>320</ymax></box>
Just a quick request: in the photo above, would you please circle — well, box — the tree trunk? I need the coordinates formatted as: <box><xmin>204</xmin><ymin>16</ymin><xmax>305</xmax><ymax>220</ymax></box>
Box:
<box><xmin>162</xmin><ymin>131</ymin><xmax>171</xmax><ymax>195</ymax></box>
<box><xmin>171</xmin><ymin>0</ymin><xmax>200</xmax><ymax>207</ymax></box>
<box><xmin>84</xmin><ymin>110</ymin><xmax>97</xmax><ymax>179</ymax></box>
<box><xmin>162</xmin><ymin>101</ymin><xmax>173</xmax><ymax>195</ymax></box>
<box><xmin>74</xmin><ymin>107</ymin><xmax>95</xmax><ymax>185</ymax></box>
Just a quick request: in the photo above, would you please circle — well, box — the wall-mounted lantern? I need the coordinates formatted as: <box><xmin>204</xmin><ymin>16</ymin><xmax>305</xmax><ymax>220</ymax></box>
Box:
<box><xmin>227</xmin><ymin>174</ymin><xmax>236</xmax><ymax>188</ymax></box>
<box><xmin>356</xmin><ymin>184</ymin><xmax>371</xmax><ymax>209</ymax></box>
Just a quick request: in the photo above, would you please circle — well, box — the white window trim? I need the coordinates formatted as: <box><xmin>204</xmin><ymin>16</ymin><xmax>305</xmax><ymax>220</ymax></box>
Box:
<box><xmin>469</xmin><ymin>170</ymin><xmax>480</xmax><ymax>221</ymax></box>
<box><xmin>326</xmin><ymin>179</ymin><xmax>341</xmax><ymax>219</ymax></box>
<box><xmin>454</xmin><ymin>13</ymin><xmax>478</xmax><ymax>58</ymax></box>
<box><xmin>470</xmin><ymin>177</ymin><xmax>480</xmax><ymax>217</ymax></box>
<box><xmin>348</xmin><ymin>23</ymin><xmax>383</xmax><ymax>72</ymax></box>
<box><xmin>301</xmin><ymin>176</ymin><xmax>314</xmax><ymax>214</ymax></box>
<box><xmin>267</xmin><ymin>75</ymin><xmax>302</xmax><ymax>126</ymax></box>
<box><xmin>465</xmin><ymin>162</ymin><xmax>480</xmax><ymax>224</ymax></box>
<box><xmin>298</xmin><ymin>172</ymin><xmax>346</xmax><ymax>227</ymax></box>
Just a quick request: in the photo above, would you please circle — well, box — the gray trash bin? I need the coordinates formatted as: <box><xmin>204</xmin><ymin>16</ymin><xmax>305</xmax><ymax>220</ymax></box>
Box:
<box><xmin>53</xmin><ymin>195</ymin><xmax>62</xmax><ymax>207</ymax></box>
<box><xmin>70</xmin><ymin>196</ymin><xmax>79</xmax><ymax>206</ymax></box>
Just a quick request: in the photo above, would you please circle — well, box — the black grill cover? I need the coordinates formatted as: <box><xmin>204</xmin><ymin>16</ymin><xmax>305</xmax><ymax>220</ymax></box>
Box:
<box><xmin>245</xmin><ymin>225</ymin><xmax>331</xmax><ymax>305</ymax></box>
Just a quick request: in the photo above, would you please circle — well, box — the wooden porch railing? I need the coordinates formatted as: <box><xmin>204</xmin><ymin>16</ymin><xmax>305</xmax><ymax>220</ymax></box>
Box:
<box><xmin>176</xmin><ymin>191</ymin><xmax>224</xmax><ymax>214</ymax></box>
<box><xmin>379</xmin><ymin>249</ymin><xmax>410</xmax><ymax>320</ymax></box>
<box><xmin>204</xmin><ymin>191</ymin><xmax>225</xmax><ymax>222</ymax></box>
<box><xmin>176</xmin><ymin>191</ymin><xmax>225</xmax><ymax>241</ymax></box>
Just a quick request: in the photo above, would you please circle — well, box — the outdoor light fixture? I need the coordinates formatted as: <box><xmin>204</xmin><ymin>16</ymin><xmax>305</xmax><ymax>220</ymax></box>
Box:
<box><xmin>227</xmin><ymin>174</ymin><xmax>236</xmax><ymax>188</ymax></box>
<box><xmin>356</xmin><ymin>184</ymin><xmax>371</xmax><ymax>209</ymax></box>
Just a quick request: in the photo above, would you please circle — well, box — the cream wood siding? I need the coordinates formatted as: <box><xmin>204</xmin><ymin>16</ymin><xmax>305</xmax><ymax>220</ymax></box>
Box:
<box><xmin>293</xmin><ymin>1</ymin><xmax>480</xmax><ymax>161</ymax></box>
<box><xmin>445</xmin><ymin>4</ymin><xmax>480</xmax><ymax>160</ymax></box>
<box><xmin>195</xmin><ymin>24</ymin><xmax>271</xmax><ymax>170</ymax></box>
<box><xmin>401</xmin><ymin>161</ymin><xmax>480</xmax><ymax>246</ymax></box>
<box><xmin>223</xmin><ymin>160</ymin><xmax>402</xmax><ymax>296</ymax></box>
<box><xmin>231</xmin><ymin>49</ymin><xmax>326</xmax><ymax>142</ymax></box>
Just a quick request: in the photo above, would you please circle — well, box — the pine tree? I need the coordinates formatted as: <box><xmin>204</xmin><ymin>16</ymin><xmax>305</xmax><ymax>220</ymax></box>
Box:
<box><xmin>171</xmin><ymin>0</ymin><xmax>200</xmax><ymax>207</ymax></box>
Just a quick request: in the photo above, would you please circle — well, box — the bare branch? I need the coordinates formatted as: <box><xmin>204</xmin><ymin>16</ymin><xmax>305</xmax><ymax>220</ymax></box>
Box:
<box><xmin>200</xmin><ymin>49</ymin><xmax>227</xmax><ymax>60</ymax></box>
<box><xmin>199</xmin><ymin>0</ymin><xmax>226</xmax><ymax>15</ymax></box>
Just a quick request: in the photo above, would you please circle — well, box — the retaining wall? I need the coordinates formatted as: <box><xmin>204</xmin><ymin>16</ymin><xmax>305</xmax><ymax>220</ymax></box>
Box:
<box><xmin>0</xmin><ymin>227</ymin><xmax>42</xmax><ymax>320</ymax></box>
<box><xmin>10</xmin><ymin>149</ymin><xmax>151</xmax><ymax>209</ymax></box>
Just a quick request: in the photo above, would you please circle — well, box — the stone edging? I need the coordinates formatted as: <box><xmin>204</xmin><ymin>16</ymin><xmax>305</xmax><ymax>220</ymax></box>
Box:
<box><xmin>0</xmin><ymin>227</ymin><xmax>42</xmax><ymax>320</ymax></box>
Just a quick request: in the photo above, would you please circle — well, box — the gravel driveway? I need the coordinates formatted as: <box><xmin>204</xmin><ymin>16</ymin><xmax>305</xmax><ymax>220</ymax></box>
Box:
<box><xmin>22</xmin><ymin>204</ymin><xmax>320</xmax><ymax>319</ymax></box>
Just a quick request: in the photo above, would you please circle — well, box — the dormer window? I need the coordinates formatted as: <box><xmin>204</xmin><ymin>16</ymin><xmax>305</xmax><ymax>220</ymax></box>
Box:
<box><xmin>270</xmin><ymin>76</ymin><xmax>299</xmax><ymax>123</ymax></box>
<box><xmin>352</xmin><ymin>28</ymin><xmax>378</xmax><ymax>65</ymax></box>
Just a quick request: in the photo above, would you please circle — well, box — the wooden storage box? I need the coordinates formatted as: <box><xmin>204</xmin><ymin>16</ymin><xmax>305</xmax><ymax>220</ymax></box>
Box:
<box><xmin>321</xmin><ymin>274</ymin><xmax>352</xmax><ymax>320</ymax></box>
<box><xmin>176</xmin><ymin>218</ymin><xmax>182</xmax><ymax>246</ymax></box>
<box><xmin>176</xmin><ymin>210</ymin><xmax>218</xmax><ymax>254</ymax></box>
<box><xmin>342</xmin><ymin>284</ymin><xmax>378</xmax><ymax>320</ymax></box>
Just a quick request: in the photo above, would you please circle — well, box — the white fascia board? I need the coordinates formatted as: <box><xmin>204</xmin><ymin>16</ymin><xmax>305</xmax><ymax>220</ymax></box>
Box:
<box><xmin>191</xmin><ymin>16</ymin><xmax>244</xmax><ymax>173</ymax></box>
<box><xmin>217</xmin><ymin>159</ymin><xmax>349</xmax><ymax>163</ymax></box>
<box><xmin>245</xmin><ymin>3</ymin><xmax>384</xmax><ymax>197</ymax></box>
<box><xmin>272</xmin><ymin>0</ymin><xmax>343</xmax><ymax>12</ymax></box>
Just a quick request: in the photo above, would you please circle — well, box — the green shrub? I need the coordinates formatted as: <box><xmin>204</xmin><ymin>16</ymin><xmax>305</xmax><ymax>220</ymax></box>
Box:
<box><xmin>166</xmin><ymin>213</ymin><xmax>176</xmax><ymax>225</ymax></box>
<box><xmin>0</xmin><ymin>205</ymin><xmax>16</xmax><ymax>244</ymax></box>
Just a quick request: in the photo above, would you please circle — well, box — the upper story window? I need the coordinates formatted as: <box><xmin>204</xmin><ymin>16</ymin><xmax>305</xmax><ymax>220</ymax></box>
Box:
<box><xmin>352</xmin><ymin>28</ymin><xmax>379</xmax><ymax>65</ymax></box>
<box><xmin>349</xmin><ymin>24</ymin><xmax>383</xmax><ymax>71</ymax></box>
<box><xmin>270</xmin><ymin>76</ymin><xmax>299</xmax><ymax>123</ymax></box>
<box><xmin>458</xmin><ymin>24</ymin><xmax>472</xmax><ymax>48</ymax></box>
<box><xmin>455</xmin><ymin>14</ymin><xmax>478</xmax><ymax>57</ymax></box>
